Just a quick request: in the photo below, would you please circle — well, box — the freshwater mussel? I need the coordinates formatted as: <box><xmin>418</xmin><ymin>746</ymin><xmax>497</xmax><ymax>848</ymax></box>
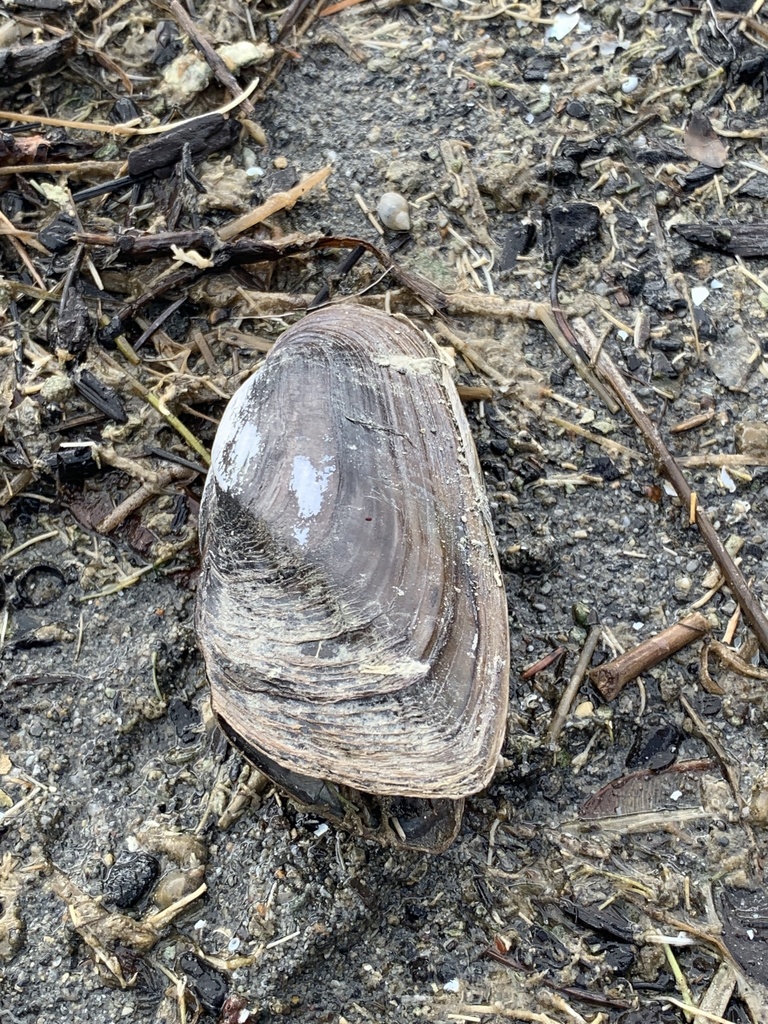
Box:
<box><xmin>196</xmin><ymin>306</ymin><xmax>509</xmax><ymax>852</ymax></box>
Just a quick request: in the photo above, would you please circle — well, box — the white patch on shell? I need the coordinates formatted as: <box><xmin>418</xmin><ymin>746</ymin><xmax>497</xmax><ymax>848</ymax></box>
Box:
<box><xmin>211</xmin><ymin>384</ymin><xmax>263</xmax><ymax>495</ymax></box>
<box><xmin>289</xmin><ymin>454</ymin><xmax>335</xmax><ymax>546</ymax></box>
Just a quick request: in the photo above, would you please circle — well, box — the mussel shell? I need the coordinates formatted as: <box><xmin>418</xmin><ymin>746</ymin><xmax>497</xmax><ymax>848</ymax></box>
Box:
<box><xmin>196</xmin><ymin>306</ymin><xmax>509</xmax><ymax>801</ymax></box>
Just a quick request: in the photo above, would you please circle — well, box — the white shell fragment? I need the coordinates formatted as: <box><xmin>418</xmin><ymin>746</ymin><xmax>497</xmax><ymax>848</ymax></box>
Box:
<box><xmin>377</xmin><ymin>191</ymin><xmax>411</xmax><ymax>231</ymax></box>
<box><xmin>691</xmin><ymin>286</ymin><xmax>709</xmax><ymax>307</ymax></box>
<box><xmin>546</xmin><ymin>11</ymin><xmax>580</xmax><ymax>40</ymax></box>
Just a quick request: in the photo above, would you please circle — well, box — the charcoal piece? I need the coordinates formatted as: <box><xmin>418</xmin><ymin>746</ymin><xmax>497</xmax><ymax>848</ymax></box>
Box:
<box><xmin>39</xmin><ymin>213</ymin><xmax>77</xmax><ymax>253</ymax></box>
<box><xmin>694</xmin><ymin>308</ymin><xmax>718</xmax><ymax>341</ymax></box>
<box><xmin>110</xmin><ymin>97</ymin><xmax>141</xmax><ymax>124</ymax></box>
<box><xmin>0</xmin><ymin>35</ymin><xmax>75</xmax><ymax>85</ymax></box>
<box><xmin>562</xmin><ymin>902</ymin><xmax>635</xmax><ymax>943</ymax></box>
<box><xmin>626</xmin><ymin>723</ymin><xmax>683</xmax><ymax>771</ymax></box>
<box><xmin>152</xmin><ymin>20</ymin><xmax>183</xmax><ymax>68</ymax></box>
<box><xmin>178</xmin><ymin>952</ymin><xmax>228</xmax><ymax>1014</ymax></box>
<box><xmin>103</xmin><ymin>853</ymin><xmax>160</xmax><ymax>909</ymax></box>
<box><xmin>126</xmin><ymin>114</ymin><xmax>239</xmax><ymax>179</ymax></box>
<box><xmin>54</xmin><ymin>445</ymin><xmax>100</xmax><ymax>482</ymax></box>
<box><xmin>736</xmin><ymin>176</ymin><xmax>768</xmax><ymax>200</ymax></box>
<box><xmin>632</xmin><ymin>143</ymin><xmax>687</xmax><ymax>166</ymax></box>
<box><xmin>624</xmin><ymin>349</ymin><xmax>642</xmax><ymax>372</ymax></box>
<box><xmin>600</xmin><ymin>943</ymin><xmax>635</xmax><ymax>974</ymax></box>
<box><xmin>714</xmin><ymin>0</ymin><xmax>753</xmax><ymax>11</ymax></box>
<box><xmin>499</xmin><ymin>222</ymin><xmax>536</xmax><ymax>268</ymax></box>
<box><xmin>71</xmin><ymin>369</ymin><xmax>128</xmax><ymax>423</ymax></box>
<box><xmin>534</xmin><ymin>157</ymin><xmax>580</xmax><ymax>186</ymax></box>
<box><xmin>694</xmin><ymin>693</ymin><xmax>722</xmax><ymax>716</ymax></box>
<box><xmin>543</xmin><ymin>202</ymin><xmax>601</xmax><ymax>261</ymax></box>
<box><xmin>674</xmin><ymin>221</ymin><xmax>768</xmax><ymax>258</ymax></box>
<box><xmin>591</xmin><ymin>456</ymin><xmax>622</xmax><ymax>482</ymax></box>
<box><xmin>55</xmin><ymin>285</ymin><xmax>91</xmax><ymax>357</ymax></box>
<box><xmin>731</xmin><ymin>49</ymin><xmax>768</xmax><ymax>86</ymax></box>
<box><xmin>560</xmin><ymin>137</ymin><xmax>605</xmax><ymax>164</ymax></box>
<box><xmin>652</xmin><ymin>351</ymin><xmax>678</xmax><ymax>379</ymax></box>
<box><xmin>677</xmin><ymin>164</ymin><xmax>717</xmax><ymax>193</ymax></box>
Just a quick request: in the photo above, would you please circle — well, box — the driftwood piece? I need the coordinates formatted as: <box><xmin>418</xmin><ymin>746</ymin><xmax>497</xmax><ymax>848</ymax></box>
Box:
<box><xmin>590</xmin><ymin>613</ymin><xmax>710</xmax><ymax>701</ymax></box>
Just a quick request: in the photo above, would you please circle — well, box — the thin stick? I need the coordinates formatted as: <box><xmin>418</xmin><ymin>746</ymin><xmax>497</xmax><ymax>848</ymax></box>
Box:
<box><xmin>0</xmin><ymin>159</ymin><xmax>126</xmax><ymax>178</ymax></box>
<box><xmin>590</xmin><ymin>613</ymin><xmax>710</xmax><ymax>701</ymax></box>
<box><xmin>0</xmin><ymin>79</ymin><xmax>259</xmax><ymax>137</ymax></box>
<box><xmin>168</xmin><ymin>0</ymin><xmax>256</xmax><ymax>116</ymax></box>
<box><xmin>96</xmin><ymin>465</ymin><xmax>193</xmax><ymax>534</ymax></box>
<box><xmin>219</xmin><ymin>165</ymin><xmax>332</xmax><ymax>241</ymax></box>
<box><xmin>546</xmin><ymin>626</ymin><xmax>602</xmax><ymax>747</ymax></box>
<box><xmin>579</xmin><ymin>329</ymin><xmax>768</xmax><ymax>655</ymax></box>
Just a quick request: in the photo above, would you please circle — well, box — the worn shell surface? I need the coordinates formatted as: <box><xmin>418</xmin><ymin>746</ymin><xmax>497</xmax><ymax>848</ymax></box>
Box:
<box><xmin>196</xmin><ymin>306</ymin><xmax>509</xmax><ymax>800</ymax></box>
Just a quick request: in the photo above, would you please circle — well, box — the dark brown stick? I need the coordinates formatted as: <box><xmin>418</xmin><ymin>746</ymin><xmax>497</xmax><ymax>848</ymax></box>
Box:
<box><xmin>590</xmin><ymin>613</ymin><xmax>710</xmax><ymax>701</ymax></box>
<box><xmin>546</xmin><ymin>628</ymin><xmax>601</xmax><ymax>747</ymax></box>
<box><xmin>578</xmin><ymin>326</ymin><xmax>768</xmax><ymax>656</ymax></box>
<box><xmin>168</xmin><ymin>0</ymin><xmax>256</xmax><ymax>116</ymax></box>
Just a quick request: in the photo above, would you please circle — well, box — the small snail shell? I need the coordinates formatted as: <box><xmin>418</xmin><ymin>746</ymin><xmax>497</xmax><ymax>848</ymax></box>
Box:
<box><xmin>196</xmin><ymin>307</ymin><xmax>509</xmax><ymax>819</ymax></box>
<box><xmin>376</xmin><ymin>191</ymin><xmax>411</xmax><ymax>232</ymax></box>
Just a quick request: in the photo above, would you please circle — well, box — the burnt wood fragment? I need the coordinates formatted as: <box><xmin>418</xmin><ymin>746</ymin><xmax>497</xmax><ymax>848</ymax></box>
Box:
<box><xmin>126</xmin><ymin>114</ymin><xmax>239</xmax><ymax>179</ymax></box>
<box><xmin>674</xmin><ymin>222</ymin><xmax>768</xmax><ymax>258</ymax></box>
<box><xmin>71</xmin><ymin>369</ymin><xmax>128</xmax><ymax>423</ymax></box>
<box><xmin>0</xmin><ymin>35</ymin><xmax>74</xmax><ymax>85</ymax></box>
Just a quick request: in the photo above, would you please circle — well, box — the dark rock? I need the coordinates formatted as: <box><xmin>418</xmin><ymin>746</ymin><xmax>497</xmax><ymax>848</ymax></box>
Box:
<box><xmin>103</xmin><ymin>853</ymin><xmax>160</xmax><ymax>909</ymax></box>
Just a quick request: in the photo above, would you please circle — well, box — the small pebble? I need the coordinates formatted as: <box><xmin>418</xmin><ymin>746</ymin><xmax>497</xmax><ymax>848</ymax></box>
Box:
<box><xmin>377</xmin><ymin>192</ymin><xmax>411</xmax><ymax>231</ymax></box>
<box><xmin>273</xmin><ymin>155</ymin><xmax>288</xmax><ymax>169</ymax></box>
<box><xmin>566</xmin><ymin>99</ymin><xmax>590</xmax><ymax>119</ymax></box>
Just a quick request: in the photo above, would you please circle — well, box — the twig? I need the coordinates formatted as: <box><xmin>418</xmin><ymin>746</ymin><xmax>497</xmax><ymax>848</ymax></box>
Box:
<box><xmin>168</xmin><ymin>0</ymin><xmax>256</xmax><ymax>116</ymax></box>
<box><xmin>710</xmin><ymin>639</ymin><xmax>768</xmax><ymax>681</ymax></box>
<box><xmin>219</xmin><ymin>166</ymin><xmax>332</xmax><ymax>241</ymax></box>
<box><xmin>0</xmin><ymin>160</ymin><xmax>126</xmax><ymax>178</ymax></box>
<box><xmin>578</xmin><ymin>328</ymin><xmax>768</xmax><ymax>655</ymax></box>
<box><xmin>546</xmin><ymin>626</ymin><xmax>602</xmax><ymax>747</ymax></box>
<box><xmin>590</xmin><ymin>613</ymin><xmax>710</xmax><ymax>701</ymax></box>
<box><xmin>96</xmin><ymin>465</ymin><xmax>194</xmax><ymax>534</ymax></box>
<box><xmin>550</xmin><ymin>263</ymin><xmax>621</xmax><ymax>413</ymax></box>
<box><xmin>0</xmin><ymin>79</ymin><xmax>259</xmax><ymax>137</ymax></box>
<box><xmin>522</xmin><ymin>646</ymin><xmax>566</xmax><ymax>681</ymax></box>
